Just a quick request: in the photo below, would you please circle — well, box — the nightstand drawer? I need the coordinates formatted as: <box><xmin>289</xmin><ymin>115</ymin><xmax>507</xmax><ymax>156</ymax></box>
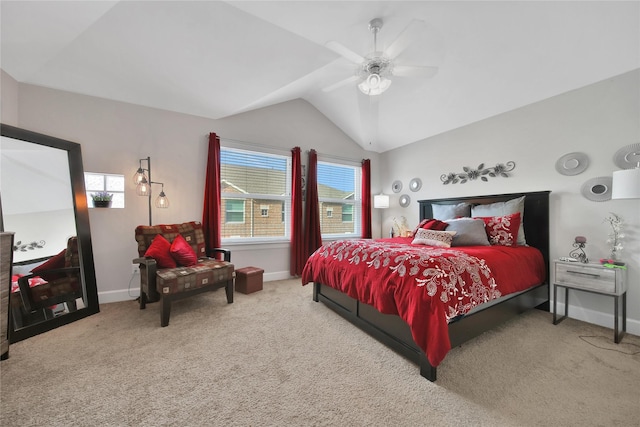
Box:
<box><xmin>555</xmin><ymin>263</ymin><xmax>617</xmax><ymax>293</ymax></box>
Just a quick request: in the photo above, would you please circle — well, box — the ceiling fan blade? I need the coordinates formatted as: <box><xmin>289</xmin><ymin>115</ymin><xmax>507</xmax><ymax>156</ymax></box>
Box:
<box><xmin>384</xmin><ymin>19</ymin><xmax>426</xmax><ymax>59</ymax></box>
<box><xmin>322</xmin><ymin>75</ymin><xmax>359</xmax><ymax>93</ymax></box>
<box><xmin>325</xmin><ymin>40</ymin><xmax>365</xmax><ymax>64</ymax></box>
<box><xmin>358</xmin><ymin>89</ymin><xmax>380</xmax><ymax>148</ymax></box>
<box><xmin>393</xmin><ymin>65</ymin><xmax>438</xmax><ymax>78</ymax></box>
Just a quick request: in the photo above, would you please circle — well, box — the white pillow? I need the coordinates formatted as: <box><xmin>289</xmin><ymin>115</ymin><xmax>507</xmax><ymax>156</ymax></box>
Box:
<box><xmin>411</xmin><ymin>229</ymin><xmax>457</xmax><ymax>248</ymax></box>
<box><xmin>471</xmin><ymin>196</ymin><xmax>526</xmax><ymax>245</ymax></box>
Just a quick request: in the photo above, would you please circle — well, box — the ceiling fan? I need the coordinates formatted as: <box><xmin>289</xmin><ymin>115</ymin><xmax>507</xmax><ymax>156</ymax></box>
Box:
<box><xmin>323</xmin><ymin>18</ymin><xmax>438</xmax><ymax>96</ymax></box>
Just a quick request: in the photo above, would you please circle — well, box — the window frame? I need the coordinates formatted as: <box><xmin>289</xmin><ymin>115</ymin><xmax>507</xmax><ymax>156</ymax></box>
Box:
<box><xmin>220</xmin><ymin>145</ymin><xmax>291</xmax><ymax>244</ymax></box>
<box><xmin>316</xmin><ymin>160</ymin><xmax>361</xmax><ymax>240</ymax></box>
<box><xmin>84</xmin><ymin>172</ymin><xmax>125</xmax><ymax>209</ymax></box>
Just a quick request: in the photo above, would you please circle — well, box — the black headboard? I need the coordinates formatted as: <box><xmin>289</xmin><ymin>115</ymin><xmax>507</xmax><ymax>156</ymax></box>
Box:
<box><xmin>418</xmin><ymin>191</ymin><xmax>550</xmax><ymax>283</ymax></box>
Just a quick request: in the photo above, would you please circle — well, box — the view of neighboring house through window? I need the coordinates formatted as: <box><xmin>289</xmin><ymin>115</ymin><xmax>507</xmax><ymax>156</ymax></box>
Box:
<box><xmin>220</xmin><ymin>147</ymin><xmax>290</xmax><ymax>241</ymax></box>
<box><xmin>84</xmin><ymin>172</ymin><xmax>125</xmax><ymax>208</ymax></box>
<box><xmin>317</xmin><ymin>161</ymin><xmax>361</xmax><ymax>238</ymax></box>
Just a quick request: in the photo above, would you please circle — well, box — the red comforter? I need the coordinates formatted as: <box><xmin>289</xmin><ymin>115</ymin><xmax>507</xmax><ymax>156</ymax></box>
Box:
<box><xmin>301</xmin><ymin>237</ymin><xmax>546</xmax><ymax>367</ymax></box>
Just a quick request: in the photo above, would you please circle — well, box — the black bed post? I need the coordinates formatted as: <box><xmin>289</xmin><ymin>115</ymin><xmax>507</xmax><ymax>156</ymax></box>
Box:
<box><xmin>419</xmin><ymin>353</ymin><xmax>437</xmax><ymax>381</ymax></box>
<box><xmin>313</xmin><ymin>282</ymin><xmax>320</xmax><ymax>302</ymax></box>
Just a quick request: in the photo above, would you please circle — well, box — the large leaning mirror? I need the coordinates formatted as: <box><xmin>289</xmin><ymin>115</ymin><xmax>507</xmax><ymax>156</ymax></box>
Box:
<box><xmin>1</xmin><ymin>124</ymin><xmax>99</xmax><ymax>343</ymax></box>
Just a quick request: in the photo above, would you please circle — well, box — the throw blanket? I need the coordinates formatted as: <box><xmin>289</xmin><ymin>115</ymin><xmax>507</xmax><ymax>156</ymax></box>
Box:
<box><xmin>302</xmin><ymin>238</ymin><xmax>545</xmax><ymax>367</ymax></box>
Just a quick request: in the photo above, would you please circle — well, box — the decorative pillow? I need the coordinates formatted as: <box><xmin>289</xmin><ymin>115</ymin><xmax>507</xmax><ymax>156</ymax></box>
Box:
<box><xmin>431</xmin><ymin>202</ymin><xmax>471</xmax><ymax>220</ymax></box>
<box><xmin>411</xmin><ymin>229</ymin><xmax>457</xmax><ymax>248</ymax></box>
<box><xmin>444</xmin><ymin>218</ymin><xmax>491</xmax><ymax>246</ymax></box>
<box><xmin>476</xmin><ymin>212</ymin><xmax>521</xmax><ymax>247</ymax></box>
<box><xmin>170</xmin><ymin>234</ymin><xmax>198</xmax><ymax>267</ymax></box>
<box><xmin>471</xmin><ymin>196</ymin><xmax>526</xmax><ymax>245</ymax></box>
<box><xmin>31</xmin><ymin>249</ymin><xmax>67</xmax><ymax>281</ymax></box>
<box><xmin>144</xmin><ymin>234</ymin><xmax>177</xmax><ymax>269</ymax></box>
<box><xmin>411</xmin><ymin>218</ymin><xmax>449</xmax><ymax>236</ymax></box>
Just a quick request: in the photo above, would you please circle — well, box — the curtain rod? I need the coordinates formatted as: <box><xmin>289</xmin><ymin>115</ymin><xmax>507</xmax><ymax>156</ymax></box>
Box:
<box><xmin>220</xmin><ymin>137</ymin><xmax>290</xmax><ymax>156</ymax></box>
<box><xmin>306</xmin><ymin>150</ymin><xmax>363</xmax><ymax>165</ymax></box>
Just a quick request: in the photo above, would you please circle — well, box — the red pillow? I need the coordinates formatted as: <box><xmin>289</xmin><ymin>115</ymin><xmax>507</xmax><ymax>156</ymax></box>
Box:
<box><xmin>476</xmin><ymin>212</ymin><xmax>521</xmax><ymax>247</ymax></box>
<box><xmin>144</xmin><ymin>235</ymin><xmax>177</xmax><ymax>268</ymax></box>
<box><xmin>411</xmin><ymin>218</ymin><xmax>449</xmax><ymax>236</ymax></box>
<box><xmin>31</xmin><ymin>249</ymin><xmax>67</xmax><ymax>281</ymax></box>
<box><xmin>170</xmin><ymin>234</ymin><xmax>198</xmax><ymax>267</ymax></box>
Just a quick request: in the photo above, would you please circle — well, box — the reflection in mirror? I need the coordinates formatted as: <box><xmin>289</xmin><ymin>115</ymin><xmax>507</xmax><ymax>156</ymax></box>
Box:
<box><xmin>0</xmin><ymin>124</ymin><xmax>99</xmax><ymax>343</ymax></box>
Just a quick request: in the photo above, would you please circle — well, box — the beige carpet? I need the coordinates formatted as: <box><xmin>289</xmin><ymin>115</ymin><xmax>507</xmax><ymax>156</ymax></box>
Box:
<box><xmin>1</xmin><ymin>279</ymin><xmax>639</xmax><ymax>426</ymax></box>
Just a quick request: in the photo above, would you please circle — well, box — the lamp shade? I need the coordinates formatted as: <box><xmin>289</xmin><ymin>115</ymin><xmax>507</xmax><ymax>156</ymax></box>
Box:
<box><xmin>373</xmin><ymin>194</ymin><xmax>390</xmax><ymax>209</ymax></box>
<box><xmin>136</xmin><ymin>178</ymin><xmax>150</xmax><ymax>196</ymax></box>
<box><xmin>612</xmin><ymin>168</ymin><xmax>640</xmax><ymax>199</ymax></box>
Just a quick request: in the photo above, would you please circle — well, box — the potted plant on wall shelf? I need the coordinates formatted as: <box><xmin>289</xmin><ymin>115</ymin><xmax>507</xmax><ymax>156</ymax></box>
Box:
<box><xmin>91</xmin><ymin>191</ymin><xmax>113</xmax><ymax>208</ymax></box>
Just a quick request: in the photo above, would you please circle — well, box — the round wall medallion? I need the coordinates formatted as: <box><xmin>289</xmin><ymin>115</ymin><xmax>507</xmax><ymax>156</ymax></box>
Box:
<box><xmin>391</xmin><ymin>180</ymin><xmax>403</xmax><ymax>193</ymax></box>
<box><xmin>409</xmin><ymin>177</ymin><xmax>422</xmax><ymax>192</ymax></box>
<box><xmin>613</xmin><ymin>143</ymin><xmax>640</xmax><ymax>169</ymax></box>
<box><xmin>555</xmin><ymin>152</ymin><xmax>589</xmax><ymax>176</ymax></box>
<box><xmin>580</xmin><ymin>176</ymin><xmax>613</xmax><ymax>202</ymax></box>
<box><xmin>399</xmin><ymin>194</ymin><xmax>411</xmax><ymax>207</ymax></box>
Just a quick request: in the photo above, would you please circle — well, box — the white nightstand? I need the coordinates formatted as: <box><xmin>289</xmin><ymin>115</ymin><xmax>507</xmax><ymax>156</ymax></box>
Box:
<box><xmin>553</xmin><ymin>260</ymin><xmax>627</xmax><ymax>343</ymax></box>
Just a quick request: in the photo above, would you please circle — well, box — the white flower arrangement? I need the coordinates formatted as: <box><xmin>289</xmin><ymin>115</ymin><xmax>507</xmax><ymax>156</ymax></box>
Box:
<box><xmin>603</xmin><ymin>212</ymin><xmax>624</xmax><ymax>260</ymax></box>
<box><xmin>393</xmin><ymin>216</ymin><xmax>411</xmax><ymax>237</ymax></box>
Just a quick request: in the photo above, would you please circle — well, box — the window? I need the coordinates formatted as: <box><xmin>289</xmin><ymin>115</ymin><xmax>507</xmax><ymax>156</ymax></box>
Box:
<box><xmin>341</xmin><ymin>204</ymin><xmax>353</xmax><ymax>222</ymax></box>
<box><xmin>84</xmin><ymin>172</ymin><xmax>125</xmax><ymax>208</ymax></box>
<box><xmin>220</xmin><ymin>147</ymin><xmax>291</xmax><ymax>241</ymax></box>
<box><xmin>225</xmin><ymin>199</ymin><xmax>245</xmax><ymax>223</ymax></box>
<box><xmin>317</xmin><ymin>161</ymin><xmax>361</xmax><ymax>238</ymax></box>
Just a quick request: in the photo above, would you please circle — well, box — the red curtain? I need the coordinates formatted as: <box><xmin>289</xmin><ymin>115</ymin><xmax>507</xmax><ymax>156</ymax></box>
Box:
<box><xmin>304</xmin><ymin>149</ymin><xmax>322</xmax><ymax>259</ymax></box>
<box><xmin>361</xmin><ymin>159</ymin><xmax>372</xmax><ymax>238</ymax></box>
<box><xmin>202</xmin><ymin>132</ymin><xmax>222</xmax><ymax>255</ymax></box>
<box><xmin>290</xmin><ymin>147</ymin><xmax>304</xmax><ymax>276</ymax></box>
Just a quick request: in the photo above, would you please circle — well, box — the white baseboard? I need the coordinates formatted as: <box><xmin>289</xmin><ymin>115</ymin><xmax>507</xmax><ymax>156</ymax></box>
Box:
<box><xmin>99</xmin><ymin>270</ymin><xmax>295</xmax><ymax>304</ymax></box>
<box><xmin>554</xmin><ymin>302</ymin><xmax>639</xmax><ymax>336</ymax></box>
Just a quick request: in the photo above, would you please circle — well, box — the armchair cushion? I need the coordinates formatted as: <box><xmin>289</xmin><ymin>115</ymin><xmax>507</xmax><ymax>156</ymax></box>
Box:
<box><xmin>135</xmin><ymin>222</ymin><xmax>207</xmax><ymax>260</ymax></box>
<box><xmin>144</xmin><ymin>235</ymin><xmax>177</xmax><ymax>269</ymax></box>
<box><xmin>156</xmin><ymin>259</ymin><xmax>233</xmax><ymax>296</ymax></box>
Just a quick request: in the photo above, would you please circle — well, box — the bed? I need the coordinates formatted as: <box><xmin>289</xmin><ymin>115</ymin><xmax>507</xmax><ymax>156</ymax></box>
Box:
<box><xmin>302</xmin><ymin>191</ymin><xmax>550</xmax><ymax>381</ymax></box>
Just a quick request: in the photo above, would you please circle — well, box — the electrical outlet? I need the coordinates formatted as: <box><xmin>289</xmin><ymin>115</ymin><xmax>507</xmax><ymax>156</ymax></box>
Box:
<box><xmin>132</xmin><ymin>264</ymin><xmax>140</xmax><ymax>275</ymax></box>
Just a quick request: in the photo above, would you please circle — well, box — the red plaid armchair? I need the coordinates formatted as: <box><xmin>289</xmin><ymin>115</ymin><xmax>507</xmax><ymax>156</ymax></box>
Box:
<box><xmin>133</xmin><ymin>221</ymin><xmax>234</xmax><ymax>326</ymax></box>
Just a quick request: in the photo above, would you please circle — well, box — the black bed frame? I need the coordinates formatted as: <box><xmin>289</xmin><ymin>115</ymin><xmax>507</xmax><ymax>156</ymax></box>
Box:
<box><xmin>312</xmin><ymin>191</ymin><xmax>550</xmax><ymax>381</ymax></box>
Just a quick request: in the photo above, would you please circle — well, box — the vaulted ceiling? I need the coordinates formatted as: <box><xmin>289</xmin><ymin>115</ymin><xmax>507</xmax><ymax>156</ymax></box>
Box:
<box><xmin>2</xmin><ymin>1</ymin><xmax>638</xmax><ymax>152</ymax></box>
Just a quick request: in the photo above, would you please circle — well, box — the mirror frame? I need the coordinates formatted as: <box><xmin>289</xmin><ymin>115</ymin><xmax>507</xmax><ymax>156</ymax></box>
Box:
<box><xmin>1</xmin><ymin>124</ymin><xmax>99</xmax><ymax>342</ymax></box>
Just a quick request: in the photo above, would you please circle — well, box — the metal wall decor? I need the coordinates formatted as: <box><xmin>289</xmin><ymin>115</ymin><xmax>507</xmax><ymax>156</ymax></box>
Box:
<box><xmin>391</xmin><ymin>180</ymin><xmax>403</xmax><ymax>193</ymax></box>
<box><xmin>409</xmin><ymin>177</ymin><xmax>422</xmax><ymax>192</ymax></box>
<box><xmin>441</xmin><ymin>161</ymin><xmax>516</xmax><ymax>185</ymax></box>
<box><xmin>13</xmin><ymin>239</ymin><xmax>46</xmax><ymax>252</ymax></box>
<box><xmin>580</xmin><ymin>176</ymin><xmax>612</xmax><ymax>202</ymax></box>
<box><xmin>399</xmin><ymin>194</ymin><xmax>411</xmax><ymax>207</ymax></box>
<box><xmin>613</xmin><ymin>143</ymin><xmax>640</xmax><ymax>169</ymax></box>
<box><xmin>555</xmin><ymin>152</ymin><xmax>589</xmax><ymax>176</ymax></box>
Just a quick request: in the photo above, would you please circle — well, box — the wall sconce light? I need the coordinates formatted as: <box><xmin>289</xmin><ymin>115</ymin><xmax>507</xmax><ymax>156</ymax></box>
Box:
<box><xmin>135</xmin><ymin>157</ymin><xmax>169</xmax><ymax>225</ymax></box>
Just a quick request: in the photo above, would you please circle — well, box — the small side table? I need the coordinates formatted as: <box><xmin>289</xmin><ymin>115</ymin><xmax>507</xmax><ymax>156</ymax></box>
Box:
<box><xmin>553</xmin><ymin>260</ymin><xmax>627</xmax><ymax>343</ymax></box>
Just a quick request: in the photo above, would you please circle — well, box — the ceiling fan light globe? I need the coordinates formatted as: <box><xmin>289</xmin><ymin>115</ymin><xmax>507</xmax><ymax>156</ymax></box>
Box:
<box><xmin>358</xmin><ymin>76</ymin><xmax>391</xmax><ymax>96</ymax></box>
<box><xmin>367</xmin><ymin>73</ymin><xmax>381</xmax><ymax>88</ymax></box>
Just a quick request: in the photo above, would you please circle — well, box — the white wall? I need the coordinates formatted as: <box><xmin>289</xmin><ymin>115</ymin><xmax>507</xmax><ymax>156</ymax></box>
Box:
<box><xmin>1</xmin><ymin>70</ymin><xmax>19</xmax><ymax>126</ymax></box>
<box><xmin>8</xmin><ymin>83</ymin><xmax>380</xmax><ymax>303</ymax></box>
<box><xmin>380</xmin><ymin>69</ymin><xmax>640</xmax><ymax>334</ymax></box>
